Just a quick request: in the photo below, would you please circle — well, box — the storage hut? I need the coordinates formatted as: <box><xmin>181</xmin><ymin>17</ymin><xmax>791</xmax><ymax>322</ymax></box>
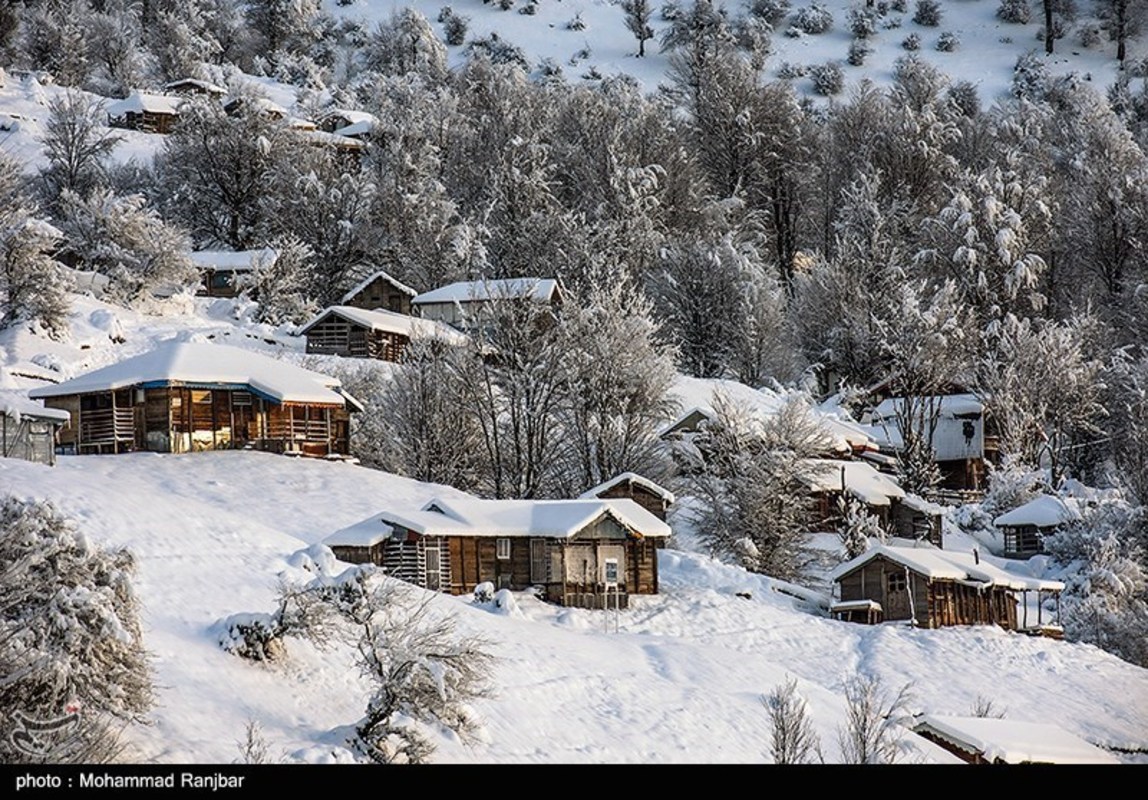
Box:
<box><xmin>579</xmin><ymin>472</ymin><xmax>676</xmax><ymax>522</ymax></box>
<box><xmin>412</xmin><ymin>278</ymin><xmax>563</xmax><ymax>330</ymax></box>
<box><xmin>0</xmin><ymin>392</ymin><xmax>70</xmax><ymax>465</ymax></box>
<box><xmin>339</xmin><ymin>270</ymin><xmax>418</xmax><ymax>315</ymax></box>
<box><xmin>799</xmin><ymin>458</ymin><xmax>907</xmax><ymax>528</ymax></box>
<box><xmin>325</xmin><ymin>496</ymin><xmax>671</xmax><ymax>609</ymax></box>
<box><xmin>993</xmin><ymin>495</ymin><xmax>1078</xmax><ymax>559</ymax></box>
<box><xmin>299</xmin><ymin>306</ymin><xmax>467</xmax><ymax>362</ymax></box>
<box><xmin>830</xmin><ymin>544</ymin><xmax>1064</xmax><ymax>633</ymax></box>
<box><xmin>28</xmin><ymin>341</ymin><xmax>359</xmax><ymax>457</ymax></box>
<box><xmin>911</xmin><ymin>715</ymin><xmax>1120</xmax><ymax>764</ymax></box>
<box><xmin>189</xmin><ymin>248</ymin><xmax>276</xmax><ymax>298</ymax></box>
<box><xmin>106</xmin><ymin>92</ymin><xmax>183</xmax><ymax>134</ymax></box>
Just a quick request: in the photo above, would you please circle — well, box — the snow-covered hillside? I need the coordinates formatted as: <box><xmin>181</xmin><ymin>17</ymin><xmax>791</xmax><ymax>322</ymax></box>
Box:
<box><xmin>2</xmin><ymin>450</ymin><xmax>1146</xmax><ymax>763</ymax></box>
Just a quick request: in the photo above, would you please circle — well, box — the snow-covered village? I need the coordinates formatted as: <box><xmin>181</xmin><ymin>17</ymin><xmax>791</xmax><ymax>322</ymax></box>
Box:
<box><xmin>0</xmin><ymin>0</ymin><xmax>1147</xmax><ymax>772</ymax></box>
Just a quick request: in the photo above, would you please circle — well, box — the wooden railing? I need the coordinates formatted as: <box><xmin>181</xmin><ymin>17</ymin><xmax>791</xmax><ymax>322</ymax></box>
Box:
<box><xmin>267</xmin><ymin>417</ymin><xmax>330</xmax><ymax>443</ymax></box>
<box><xmin>79</xmin><ymin>408</ymin><xmax>134</xmax><ymax>445</ymax></box>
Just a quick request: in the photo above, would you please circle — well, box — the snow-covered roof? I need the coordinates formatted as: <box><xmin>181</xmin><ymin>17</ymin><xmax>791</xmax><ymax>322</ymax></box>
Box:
<box><xmin>327</xmin><ymin>495</ymin><xmax>671</xmax><ymax>546</ymax></box>
<box><xmin>164</xmin><ymin>78</ymin><xmax>226</xmax><ymax>95</ymax></box>
<box><xmin>579</xmin><ymin>472</ymin><xmax>676</xmax><ymax>505</ymax></box>
<box><xmin>298</xmin><ymin>306</ymin><xmax>469</xmax><ymax>345</ymax></box>
<box><xmin>340</xmin><ymin>270</ymin><xmax>418</xmax><ymax>302</ymax></box>
<box><xmin>106</xmin><ymin>92</ymin><xmax>183</xmax><ymax>116</ymax></box>
<box><xmin>912</xmin><ymin>715</ymin><xmax>1120</xmax><ymax>764</ymax></box>
<box><xmin>224</xmin><ymin>95</ymin><xmax>288</xmax><ymax>118</ymax></box>
<box><xmin>0</xmin><ymin>391</ymin><xmax>71</xmax><ymax>423</ymax></box>
<box><xmin>993</xmin><ymin>495</ymin><xmax>1079</xmax><ymax>529</ymax></box>
<box><xmin>28</xmin><ymin>342</ymin><xmax>352</xmax><ymax>407</ymax></box>
<box><xmin>799</xmin><ymin>459</ymin><xmax>906</xmax><ymax>506</ymax></box>
<box><xmin>831</xmin><ymin>544</ymin><xmax>1065</xmax><ymax>592</ymax></box>
<box><xmin>332</xmin><ymin>120</ymin><xmax>374</xmax><ymax>138</ymax></box>
<box><xmin>412</xmin><ymin>278</ymin><xmax>561</xmax><ymax>305</ymax></box>
<box><xmin>321</xmin><ymin>108</ymin><xmax>377</xmax><ymax>126</ymax></box>
<box><xmin>872</xmin><ymin>394</ymin><xmax>985</xmax><ymax>421</ymax></box>
<box><xmin>187</xmin><ymin>249</ymin><xmax>277</xmax><ymax>272</ymax></box>
<box><xmin>299</xmin><ymin>129</ymin><xmax>365</xmax><ymax>149</ymax></box>
<box><xmin>901</xmin><ymin>493</ymin><xmax>946</xmax><ymax>516</ymax></box>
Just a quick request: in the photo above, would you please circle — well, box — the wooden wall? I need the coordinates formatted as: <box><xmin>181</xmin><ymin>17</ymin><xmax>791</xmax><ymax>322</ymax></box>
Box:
<box><xmin>305</xmin><ymin>318</ymin><xmax>410</xmax><ymax>362</ymax></box>
<box><xmin>343</xmin><ymin>278</ymin><xmax>413</xmax><ymax>315</ymax></box>
<box><xmin>595</xmin><ymin>481</ymin><xmax>669</xmax><ymax>521</ymax></box>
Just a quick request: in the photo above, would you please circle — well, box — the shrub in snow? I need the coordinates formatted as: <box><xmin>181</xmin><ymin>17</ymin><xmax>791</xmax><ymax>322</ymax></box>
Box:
<box><xmin>466</xmin><ymin>34</ymin><xmax>530</xmax><ymax>69</ymax></box>
<box><xmin>567</xmin><ymin>11</ymin><xmax>586</xmax><ymax>29</ymax></box>
<box><xmin>911</xmin><ymin>0</ymin><xmax>942</xmax><ymax>26</ymax></box>
<box><xmin>882</xmin><ymin>15</ymin><xmax>902</xmax><ymax>29</ymax></box>
<box><xmin>790</xmin><ymin>4</ymin><xmax>834</xmax><ymax>34</ymax></box>
<box><xmin>519</xmin><ymin>1</ymin><xmax>537</xmax><ymax>14</ymax></box>
<box><xmin>0</xmin><ymin>496</ymin><xmax>152</xmax><ymax>763</ymax></box>
<box><xmin>443</xmin><ymin>13</ymin><xmax>468</xmax><ymax>45</ymax></box>
<box><xmin>498</xmin><ymin>0</ymin><xmax>514</xmax><ymax>10</ymax></box>
<box><xmin>848</xmin><ymin>38</ymin><xmax>873</xmax><ymax>65</ymax></box>
<box><xmin>764</xmin><ymin>678</ymin><xmax>823</xmax><ymax>764</ymax></box>
<box><xmin>948</xmin><ymin>80</ymin><xmax>981</xmax><ymax>116</ymax></box>
<box><xmin>836</xmin><ymin>676</ymin><xmax>915</xmax><ymax>764</ymax></box>
<box><xmin>1079</xmin><ymin>22</ymin><xmax>1101</xmax><ymax>47</ymax></box>
<box><xmin>582</xmin><ymin>65</ymin><xmax>604</xmax><ymax>80</ymax></box>
<box><xmin>902</xmin><ymin>31</ymin><xmax>921</xmax><ymax>50</ymax></box>
<box><xmin>660</xmin><ymin>2</ymin><xmax>681</xmax><ymax>21</ymax></box>
<box><xmin>849</xmin><ymin>7</ymin><xmax>877</xmax><ymax>38</ymax></box>
<box><xmin>1012</xmin><ymin>50</ymin><xmax>1050</xmax><ymax>99</ymax></box>
<box><xmin>996</xmin><ymin>0</ymin><xmax>1031</xmax><ymax>24</ymax></box>
<box><xmin>473</xmin><ymin>581</ymin><xmax>495</xmax><ymax>603</ymax></box>
<box><xmin>748</xmin><ymin>0</ymin><xmax>791</xmax><ymax>25</ymax></box>
<box><xmin>935</xmin><ymin>31</ymin><xmax>960</xmax><ymax>51</ymax></box>
<box><xmin>810</xmin><ymin>61</ymin><xmax>845</xmax><ymax>94</ymax></box>
<box><xmin>777</xmin><ymin>61</ymin><xmax>808</xmax><ymax>78</ymax></box>
<box><xmin>438</xmin><ymin>6</ymin><xmax>453</xmax><ymax>22</ymax></box>
<box><xmin>890</xmin><ymin>0</ymin><xmax>907</xmax><ymax>11</ymax></box>
<box><xmin>492</xmin><ymin>588</ymin><xmax>518</xmax><ymax>613</ymax></box>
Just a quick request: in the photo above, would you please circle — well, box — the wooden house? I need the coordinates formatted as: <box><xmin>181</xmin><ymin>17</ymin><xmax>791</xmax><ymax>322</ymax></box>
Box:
<box><xmin>28</xmin><ymin>342</ymin><xmax>359</xmax><ymax>457</ymax></box>
<box><xmin>891</xmin><ymin>493</ymin><xmax>945</xmax><ymax>548</ymax></box>
<box><xmin>830</xmin><ymin>544</ymin><xmax>1064</xmax><ymax>633</ymax></box>
<box><xmin>799</xmin><ymin>458</ymin><xmax>906</xmax><ymax>528</ymax></box>
<box><xmin>412</xmin><ymin>278</ymin><xmax>563</xmax><ymax>331</ymax></box>
<box><xmin>0</xmin><ymin>392</ymin><xmax>70</xmax><ymax>465</ymax></box>
<box><xmin>299</xmin><ymin>306</ymin><xmax>467</xmax><ymax>362</ymax></box>
<box><xmin>189</xmin><ymin>248</ymin><xmax>276</xmax><ymax>298</ymax></box>
<box><xmin>106</xmin><ymin>92</ymin><xmax>183</xmax><ymax>134</ymax></box>
<box><xmin>993</xmin><ymin>495</ymin><xmax>1078</xmax><ymax>559</ymax></box>
<box><xmin>911</xmin><ymin>715</ymin><xmax>1120</xmax><ymax>764</ymax></box>
<box><xmin>317</xmin><ymin>108</ymin><xmax>377</xmax><ymax>135</ymax></box>
<box><xmin>222</xmin><ymin>95</ymin><xmax>288</xmax><ymax>120</ymax></box>
<box><xmin>579</xmin><ymin>472</ymin><xmax>676</xmax><ymax>522</ymax></box>
<box><xmin>325</xmin><ymin>495</ymin><xmax>671</xmax><ymax>609</ymax></box>
<box><xmin>340</xmin><ymin>270</ymin><xmax>418</xmax><ymax>315</ymax></box>
<box><xmin>163</xmin><ymin>78</ymin><xmax>226</xmax><ymax>97</ymax></box>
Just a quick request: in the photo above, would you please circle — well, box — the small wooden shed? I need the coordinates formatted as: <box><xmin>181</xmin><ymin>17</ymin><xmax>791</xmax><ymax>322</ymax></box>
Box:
<box><xmin>993</xmin><ymin>495</ymin><xmax>1077</xmax><ymax>559</ymax></box>
<box><xmin>412</xmin><ymin>278</ymin><xmax>564</xmax><ymax>330</ymax></box>
<box><xmin>28</xmin><ymin>341</ymin><xmax>359</xmax><ymax>457</ymax></box>
<box><xmin>298</xmin><ymin>306</ymin><xmax>467</xmax><ymax>362</ymax></box>
<box><xmin>0</xmin><ymin>392</ymin><xmax>70</xmax><ymax>465</ymax></box>
<box><xmin>830</xmin><ymin>544</ymin><xmax>1064</xmax><ymax>632</ymax></box>
<box><xmin>189</xmin><ymin>248</ymin><xmax>276</xmax><ymax>298</ymax></box>
<box><xmin>579</xmin><ymin>472</ymin><xmax>676</xmax><ymax>522</ymax></box>
<box><xmin>325</xmin><ymin>496</ymin><xmax>671</xmax><ymax>609</ymax></box>
<box><xmin>339</xmin><ymin>270</ymin><xmax>418</xmax><ymax>315</ymax></box>
<box><xmin>911</xmin><ymin>715</ymin><xmax>1120</xmax><ymax>764</ymax></box>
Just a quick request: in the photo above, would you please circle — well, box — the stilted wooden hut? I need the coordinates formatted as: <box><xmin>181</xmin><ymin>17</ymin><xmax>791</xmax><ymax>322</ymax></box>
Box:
<box><xmin>830</xmin><ymin>544</ymin><xmax>1064</xmax><ymax>633</ymax></box>
<box><xmin>106</xmin><ymin>92</ymin><xmax>183</xmax><ymax>134</ymax></box>
<box><xmin>0</xmin><ymin>392</ymin><xmax>70</xmax><ymax>465</ymax></box>
<box><xmin>299</xmin><ymin>306</ymin><xmax>467</xmax><ymax>362</ymax></box>
<box><xmin>28</xmin><ymin>342</ymin><xmax>359</xmax><ymax>457</ymax></box>
<box><xmin>189</xmin><ymin>248</ymin><xmax>276</xmax><ymax>298</ymax></box>
<box><xmin>325</xmin><ymin>496</ymin><xmax>671</xmax><ymax>609</ymax></box>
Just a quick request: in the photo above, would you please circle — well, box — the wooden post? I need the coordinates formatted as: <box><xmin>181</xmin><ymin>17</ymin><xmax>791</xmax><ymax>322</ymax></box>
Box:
<box><xmin>112</xmin><ymin>390</ymin><xmax>119</xmax><ymax>454</ymax></box>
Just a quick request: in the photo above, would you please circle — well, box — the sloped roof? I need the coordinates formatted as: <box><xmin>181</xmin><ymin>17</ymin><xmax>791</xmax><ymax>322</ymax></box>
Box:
<box><xmin>831</xmin><ymin>544</ymin><xmax>1065</xmax><ymax>592</ymax></box>
<box><xmin>106</xmin><ymin>92</ymin><xmax>182</xmax><ymax>116</ymax></box>
<box><xmin>872</xmin><ymin>393</ymin><xmax>985</xmax><ymax>421</ymax></box>
<box><xmin>799</xmin><ymin>459</ymin><xmax>906</xmax><ymax>506</ymax></box>
<box><xmin>340</xmin><ymin>270</ymin><xmax>418</xmax><ymax>302</ymax></box>
<box><xmin>413</xmin><ymin>278</ymin><xmax>561</xmax><ymax>305</ymax></box>
<box><xmin>993</xmin><ymin>495</ymin><xmax>1078</xmax><ymax>529</ymax></box>
<box><xmin>0</xmin><ymin>391</ymin><xmax>71</xmax><ymax>423</ymax></box>
<box><xmin>187</xmin><ymin>248</ymin><xmax>277</xmax><ymax>272</ymax></box>
<box><xmin>164</xmin><ymin>78</ymin><xmax>226</xmax><ymax>95</ymax></box>
<box><xmin>298</xmin><ymin>306</ymin><xmax>468</xmax><ymax>345</ymax></box>
<box><xmin>326</xmin><ymin>495</ymin><xmax>670</xmax><ymax>547</ymax></box>
<box><xmin>912</xmin><ymin>715</ymin><xmax>1120</xmax><ymax>764</ymax></box>
<box><xmin>28</xmin><ymin>342</ymin><xmax>351</xmax><ymax>407</ymax></box>
<box><xmin>579</xmin><ymin>472</ymin><xmax>676</xmax><ymax>505</ymax></box>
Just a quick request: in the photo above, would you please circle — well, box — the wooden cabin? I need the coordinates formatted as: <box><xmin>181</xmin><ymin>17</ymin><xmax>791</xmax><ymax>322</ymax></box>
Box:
<box><xmin>317</xmin><ymin>108</ymin><xmax>377</xmax><ymax>134</ymax></box>
<box><xmin>0</xmin><ymin>392</ymin><xmax>70</xmax><ymax>465</ymax></box>
<box><xmin>298</xmin><ymin>306</ymin><xmax>467</xmax><ymax>362</ymax></box>
<box><xmin>911</xmin><ymin>715</ymin><xmax>1120</xmax><ymax>764</ymax></box>
<box><xmin>412</xmin><ymin>278</ymin><xmax>564</xmax><ymax>331</ymax></box>
<box><xmin>830</xmin><ymin>544</ymin><xmax>1064</xmax><ymax>633</ymax></box>
<box><xmin>891</xmin><ymin>493</ymin><xmax>945</xmax><ymax>548</ymax></box>
<box><xmin>106</xmin><ymin>92</ymin><xmax>182</xmax><ymax>134</ymax></box>
<box><xmin>28</xmin><ymin>342</ymin><xmax>358</xmax><ymax>457</ymax></box>
<box><xmin>340</xmin><ymin>270</ymin><xmax>418</xmax><ymax>315</ymax></box>
<box><xmin>189</xmin><ymin>248</ymin><xmax>276</xmax><ymax>298</ymax></box>
<box><xmin>800</xmin><ymin>458</ymin><xmax>906</xmax><ymax>530</ymax></box>
<box><xmin>163</xmin><ymin>78</ymin><xmax>226</xmax><ymax>97</ymax></box>
<box><xmin>325</xmin><ymin>496</ymin><xmax>671</xmax><ymax>609</ymax></box>
<box><xmin>993</xmin><ymin>495</ymin><xmax>1077</xmax><ymax>559</ymax></box>
<box><xmin>579</xmin><ymin>472</ymin><xmax>675</xmax><ymax>522</ymax></box>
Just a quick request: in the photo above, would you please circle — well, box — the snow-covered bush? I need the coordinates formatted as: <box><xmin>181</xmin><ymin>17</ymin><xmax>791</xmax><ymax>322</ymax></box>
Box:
<box><xmin>996</xmin><ymin>0</ymin><xmax>1031</xmax><ymax>23</ymax></box>
<box><xmin>498</xmin><ymin>0</ymin><xmax>514</xmax><ymax>10</ymax></box>
<box><xmin>443</xmin><ymin>13</ymin><xmax>469</xmax><ymax>45</ymax></box>
<box><xmin>567</xmin><ymin>11</ymin><xmax>586</xmax><ymax>29</ymax></box>
<box><xmin>912</xmin><ymin>0</ymin><xmax>942</xmax><ymax>26</ymax></box>
<box><xmin>902</xmin><ymin>32</ymin><xmax>921</xmax><ymax>50</ymax></box>
<box><xmin>778</xmin><ymin>61</ymin><xmax>808</xmax><ymax>78</ymax></box>
<box><xmin>791</xmin><ymin>3</ymin><xmax>834</xmax><ymax>34</ymax></box>
<box><xmin>519</xmin><ymin>1</ymin><xmax>537</xmax><ymax>14</ymax></box>
<box><xmin>1011</xmin><ymin>50</ymin><xmax>1050</xmax><ymax>99</ymax></box>
<box><xmin>1079</xmin><ymin>21</ymin><xmax>1101</xmax><ymax>47</ymax></box>
<box><xmin>473</xmin><ymin>582</ymin><xmax>495</xmax><ymax>603</ymax></box>
<box><xmin>748</xmin><ymin>0</ymin><xmax>792</xmax><ymax>25</ymax></box>
<box><xmin>848</xmin><ymin>38</ymin><xmax>873</xmax><ymax>65</ymax></box>
<box><xmin>848</xmin><ymin>6</ymin><xmax>877</xmax><ymax>38</ymax></box>
<box><xmin>438</xmin><ymin>6</ymin><xmax>453</xmax><ymax>22</ymax></box>
<box><xmin>0</xmin><ymin>496</ymin><xmax>152</xmax><ymax>763</ymax></box>
<box><xmin>948</xmin><ymin>80</ymin><xmax>980</xmax><ymax>116</ymax></box>
<box><xmin>660</xmin><ymin>1</ymin><xmax>682</xmax><ymax>20</ymax></box>
<box><xmin>810</xmin><ymin>61</ymin><xmax>845</xmax><ymax>94</ymax></box>
<box><xmin>890</xmin><ymin>0</ymin><xmax>907</xmax><ymax>11</ymax></box>
<box><xmin>935</xmin><ymin>31</ymin><xmax>959</xmax><ymax>51</ymax></box>
<box><xmin>764</xmin><ymin>678</ymin><xmax>823</xmax><ymax>764</ymax></box>
<box><xmin>981</xmin><ymin>460</ymin><xmax>1048</xmax><ymax>519</ymax></box>
<box><xmin>466</xmin><ymin>34</ymin><xmax>530</xmax><ymax>69</ymax></box>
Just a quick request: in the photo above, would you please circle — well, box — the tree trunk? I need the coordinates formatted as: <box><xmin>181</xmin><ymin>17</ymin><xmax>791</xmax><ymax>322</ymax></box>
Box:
<box><xmin>1044</xmin><ymin>1</ymin><xmax>1054</xmax><ymax>54</ymax></box>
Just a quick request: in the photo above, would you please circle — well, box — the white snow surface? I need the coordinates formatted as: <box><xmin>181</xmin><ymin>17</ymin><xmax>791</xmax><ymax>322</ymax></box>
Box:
<box><xmin>800</xmin><ymin>457</ymin><xmax>906</xmax><ymax>506</ymax></box>
<box><xmin>187</xmin><ymin>249</ymin><xmax>278</xmax><ymax>272</ymax></box>
<box><xmin>0</xmin><ymin>389</ymin><xmax>71</xmax><ymax>422</ymax></box>
<box><xmin>913</xmin><ymin>714</ymin><xmax>1122</xmax><ymax>764</ymax></box>
<box><xmin>105</xmin><ymin>92</ymin><xmax>184</xmax><ymax>117</ymax></box>
<box><xmin>994</xmin><ymin>494</ymin><xmax>1080</xmax><ymax>529</ymax></box>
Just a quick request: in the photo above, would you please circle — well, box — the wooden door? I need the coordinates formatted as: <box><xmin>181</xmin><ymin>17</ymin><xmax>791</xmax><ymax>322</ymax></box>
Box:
<box><xmin>884</xmin><ymin>570</ymin><xmax>912</xmax><ymax>620</ymax></box>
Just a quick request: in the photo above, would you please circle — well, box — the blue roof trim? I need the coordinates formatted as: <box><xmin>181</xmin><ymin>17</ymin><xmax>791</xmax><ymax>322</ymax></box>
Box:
<box><xmin>138</xmin><ymin>380</ymin><xmax>280</xmax><ymax>404</ymax></box>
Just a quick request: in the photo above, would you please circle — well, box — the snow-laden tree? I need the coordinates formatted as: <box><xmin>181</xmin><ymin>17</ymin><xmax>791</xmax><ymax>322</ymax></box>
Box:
<box><xmin>553</xmin><ymin>270</ymin><xmax>678</xmax><ymax>493</ymax></box>
<box><xmin>0</xmin><ymin>155</ymin><xmax>71</xmax><ymax>339</ymax></box>
<box><xmin>241</xmin><ymin>235</ymin><xmax>317</xmax><ymax>326</ymax></box>
<box><xmin>763</xmin><ymin>677</ymin><xmax>823</xmax><ymax>764</ymax></box>
<box><xmin>86</xmin><ymin>3</ymin><xmax>149</xmax><ymax>98</ymax></box>
<box><xmin>38</xmin><ymin>89</ymin><xmax>122</xmax><ymax>215</ymax></box>
<box><xmin>0</xmin><ymin>496</ymin><xmax>152</xmax><ymax>764</ymax></box>
<box><xmin>363</xmin><ymin>9</ymin><xmax>449</xmax><ymax>82</ymax></box>
<box><xmin>1108</xmin><ymin>351</ymin><xmax>1148</xmax><ymax>507</ymax></box>
<box><xmin>55</xmin><ymin>188</ymin><xmax>197</xmax><ymax>307</ymax></box>
<box><xmin>245</xmin><ymin>0</ymin><xmax>320</xmax><ymax>69</ymax></box>
<box><xmin>837</xmin><ymin>494</ymin><xmax>885</xmax><ymax>559</ymax></box>
<box><xmin>729</xmin><ymin>260</ymin><xmax>801</xmax><ymax>388</ymax></box>
<box><xmin>978</xmin><ymin>313</ymin><xmax>1107</xmax><ymax>486</ymax></box>
<box><xmin>622</xmin><ymin>0</ymin><xmax>656</xmax><ymax>56</ymax></box>
<box><xmin>836</xmin><ymin>676</ymin><xmax>914</xmax><ymax>764</ymax></box>
<box><xmin>20</xmin><ymin>0</ymin><xmax>92</xmax><ymax>88</ymax></box>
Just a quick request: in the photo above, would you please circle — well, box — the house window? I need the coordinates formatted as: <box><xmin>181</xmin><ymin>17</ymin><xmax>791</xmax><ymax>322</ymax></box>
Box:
<box><xmin>888</xmin><ymin>572</ymin><xmax>906</xmax><ymax>592</ymax></box>
<box><xmin>496</xmin><ymin>538</ymin><xmax>511</xmax><ymax>560</ymax></box>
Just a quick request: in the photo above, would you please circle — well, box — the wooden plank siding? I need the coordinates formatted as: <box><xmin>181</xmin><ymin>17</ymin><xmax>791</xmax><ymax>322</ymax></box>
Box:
<box><xmin>594</xmin><ymin>482</ymin><xmax>669</xmax><ymax>521</ymax></box>
<box><xmin>343</xmin><ymin>278</ymin><xmax>413</xmax><ymax>315</ymax></box>
<box><xmin>304</xmin><ymin>317</ymin><xmax>411</xmax><ymax>362</ymax></box>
